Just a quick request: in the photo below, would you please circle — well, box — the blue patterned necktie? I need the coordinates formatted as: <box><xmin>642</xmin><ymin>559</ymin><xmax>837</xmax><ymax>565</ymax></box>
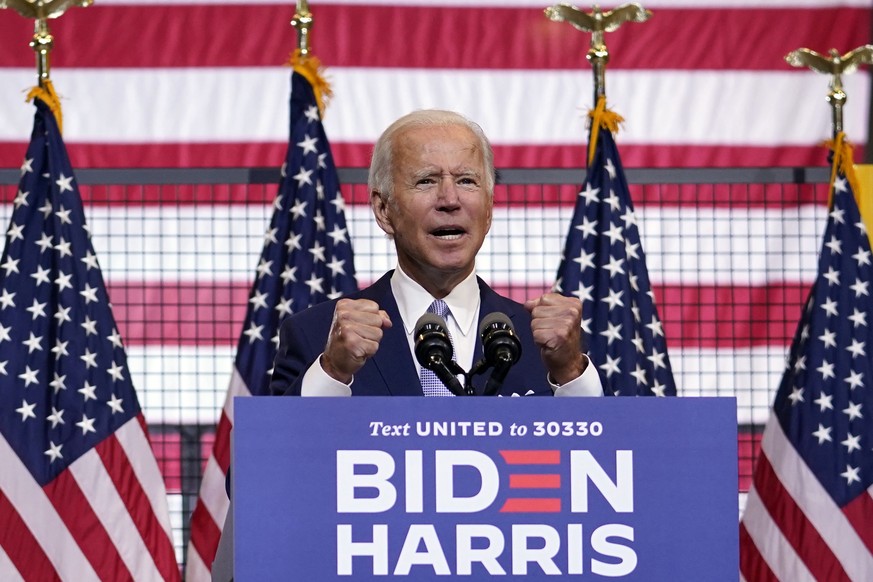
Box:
<box><xmin>420</xmin><ymin>299</ymin><xmax>455</xmax><ymax>397</ymax></box>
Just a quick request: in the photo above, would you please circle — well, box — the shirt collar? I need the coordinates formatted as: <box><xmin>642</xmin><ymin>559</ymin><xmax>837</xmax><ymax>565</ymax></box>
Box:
<box><xmin>391</xmin><ymin>265</ymin><xmax>480</xmax><ymax>338</ymax></box>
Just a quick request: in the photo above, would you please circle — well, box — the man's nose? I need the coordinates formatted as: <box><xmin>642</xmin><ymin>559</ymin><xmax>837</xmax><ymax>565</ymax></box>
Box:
<box><xmin>436</xmin><ymin>178</ymin><xmax>461</xmax><ymax>207</ymax></box>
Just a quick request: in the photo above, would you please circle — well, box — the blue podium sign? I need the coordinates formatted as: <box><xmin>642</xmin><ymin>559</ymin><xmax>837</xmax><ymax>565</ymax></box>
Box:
<box><xmin>234</xmin><ymin>397</ymin><xmax>737</xmax><ymax>580</ymax></box>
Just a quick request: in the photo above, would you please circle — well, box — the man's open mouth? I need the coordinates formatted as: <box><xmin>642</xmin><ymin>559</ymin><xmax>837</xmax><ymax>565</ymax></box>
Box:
<box><xmin>432</xmin><ymin>227</ymin><xmax>465</xmax><ymax>240</ymax></box>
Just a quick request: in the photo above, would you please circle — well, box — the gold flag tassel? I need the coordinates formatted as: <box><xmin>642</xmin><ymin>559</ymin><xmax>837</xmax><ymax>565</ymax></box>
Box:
<box><xmin>587</xmin><ymin>95</ymin><xmax>625</xmax><ymax>166</ymax></box>
<box><xmin>826</xmin><ymin>132</ymin><xmax>871</xmax><ymax>247</ymax></box>
<box><xmin>26</xmin><ymin>79</ymin><xmax>63</xmax><ymax>133</ymax></box>
<box><xmin>288</xmin><ymin>48</ymin><xmax>333</xmax><ymax>117</ymax></box>
<box><xmin>826</xmin><ymin>133</ymin><xmax>863</xmax><ymax>205</ymax></box>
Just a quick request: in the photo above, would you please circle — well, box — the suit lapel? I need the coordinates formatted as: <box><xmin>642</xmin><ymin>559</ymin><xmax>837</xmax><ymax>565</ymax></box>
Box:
<box><xmin>363</xmin><ymin>273</ymin><xmax>423</xmax><ymax>396</ymax></box>
<box><xmin>470</xmin><ymin>279</ymin><xmax>509</xmax><ymax>395</ymax></box>
<box><xmin>475</xmin><ymin>277</ymin><xmax>521</xmax><ymax>351</ymax></box>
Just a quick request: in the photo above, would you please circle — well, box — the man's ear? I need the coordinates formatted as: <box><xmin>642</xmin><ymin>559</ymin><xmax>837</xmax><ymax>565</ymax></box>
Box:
<box><xmin>370</xmin><ymin>190</ymin><xmax>394</xmax><ymax>236</ymax></box>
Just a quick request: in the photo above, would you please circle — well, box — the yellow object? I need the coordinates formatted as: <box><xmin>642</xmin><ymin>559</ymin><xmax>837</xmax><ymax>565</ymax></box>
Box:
<box><xmin>587</xmin><ymin>95</ymin><xmax>624</xmax><ymax>166</ymax></box>
<box><xmin>827</xmin><ymin>134</ymin><xmax>871</xmax><ymax>248</ymax></box>
<box><xmin>826</xmin><ymin>133</ymin><xmax>861</xmax><ymax>201</ymax></box>
<box><xmin>288</xmin><ymin>48</ymin><xmax>333</xmax><ymax>117</ymax></box>
<box><xmin>856</xmin><ymin>163</ymin><xmax>873</xmax><ymax>247</ymax></box>
<box><xmin>26</xmin><ymin>79</ymin><xmax>63</xmax><ymax>133</ymax></box>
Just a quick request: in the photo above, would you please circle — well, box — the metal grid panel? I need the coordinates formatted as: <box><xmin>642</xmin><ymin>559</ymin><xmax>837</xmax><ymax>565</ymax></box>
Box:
<box><xmin>0</xmin><ymin>166</ymin><xmax>831</xmax><ymax>568</ymax></box>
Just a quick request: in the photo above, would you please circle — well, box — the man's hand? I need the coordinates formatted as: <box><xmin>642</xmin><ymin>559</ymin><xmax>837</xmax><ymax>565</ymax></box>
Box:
<box><xmin>321</xmin><ymin>299</ymin><xmax>392</xmax><ymax>384</ymax></box>
<box><xmin>524</xmin><ymin>293</ymin><xmax>587</xmax><ymax>385</ymax></box>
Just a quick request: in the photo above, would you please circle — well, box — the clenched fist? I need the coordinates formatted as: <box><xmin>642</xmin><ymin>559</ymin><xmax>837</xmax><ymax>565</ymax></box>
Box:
<box><xmin>524</xmin><ymin>293</ymin><xmax>587</xmax><ymax>385</ymax></box>
<box><xmin>321</xmin><ymin>298</ymin><xmax>392</xmax><ymax>383</ymax></box>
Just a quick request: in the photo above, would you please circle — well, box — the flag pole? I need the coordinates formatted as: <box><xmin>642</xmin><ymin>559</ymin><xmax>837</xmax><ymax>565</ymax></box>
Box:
<box><xmin>186</xmin><ymin>3</ymin><xmax>355</xmax><ymax>576</ymax></box>
<box><xmin>786</xmin><ymin>45</ymin><xmax>873</xmax><ymax>253</ymax></box>
<box><xmin>287</xmin><ymin>0</ymin><xmax>332</xmax><ymax>116</ymax></box>
<box><xmin>1</xmin><ymin>0</ymin><xmax>93</xmax><ymax>87</ymax></box>
<box><xmin>0</xmin><ymin>2</ymin><xmax>180</xmax><ymax>578</ymax></box>
<box><xmin>31</xmin><ymin>17</ymin><xmax>53</xmax><ymax>88</ymax></box>
<box><xmin>545</xmin><ymin>2</ymin><xmax>677</xmax><ymax>396</ymax></box>
<box><xmin>741</xmin><ymin>45</ymin><xmax>873</xmax><ymax>582</ymax></box>
<box><xmin>544</xmin><ymin>2</ymin><xmax>651</xmax><ymax>105</ymax></box>
<box><xmin>785</xmin><ymin>45</ymin><xmax>873</xmax><ymax>140</ymax></box>
<box><xmin>291</xmin><ymin>0</ymin><xmax>313</xmax><ymax>57</ymax></box>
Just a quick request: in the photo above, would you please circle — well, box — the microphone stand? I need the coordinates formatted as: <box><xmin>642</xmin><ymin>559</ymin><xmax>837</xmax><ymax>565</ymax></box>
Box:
<box><xmin>426</xmin><ymin>355</ymin><xmax>513</xmax><ymax>396</ymax></box>
<box><xmin>415</xmin><ymin>312</ymin><xmax>520</xmax><ymax>396</ymax></box>
<box><xmin>423</xmin><ymin>356</ymin><xmax>470</xmax><ymax>397</ymax></box>
<box><xmin>422</xmin><ymin>358</ymin><xmax>490</xmax><ymax>396</ymax></box>
<box><xmin>466</xmin><ymin>359</ymin><xmax>503</xmax><ymax>396</ymax></box>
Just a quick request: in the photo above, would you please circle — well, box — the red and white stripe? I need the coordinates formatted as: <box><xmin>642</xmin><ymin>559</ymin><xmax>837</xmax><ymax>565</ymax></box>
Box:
<box><xmin>740</xmin><ymin>415</ymin><xmax>873</xmax><ymax>581</ymax></box>
<box><xmin>0</xmin><ymin>1</ymin><xmax>869</xmax><ymax>169</ymax></box>
<box><xmin>0</xmin><ymin>416</ymin><xmax>180</xmax><ymax>581</ymax></box>
<box><xmin>185</xmin><ymin>368</ymin><xmax>248</xmax><ymax>580</ymax></box>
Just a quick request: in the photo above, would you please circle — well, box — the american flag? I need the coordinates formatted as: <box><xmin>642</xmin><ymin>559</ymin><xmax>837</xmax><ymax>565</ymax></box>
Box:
<box><xmin>555</xmin><ymin>99</ymin><xmax>677</xmax><ymax>396</ymax></box>
<box><xmin>0</xmin><ymin>1</ymin><xmax>868</xmax><ymax>169</ymax></box>
<box><xmin>184</xmin><ymin>57</ymin><xmax>358</xmax><ymax>580</ymax></box>
<box><xmin>0</xmin><ymin>94</ymin><xmax>179</xmax><ymax>580</ymax></box>
<box><xmin>0</xmin><ymin>2</ymin><xmax>867</xmax><ymax>414</ymax></box>
<box><xmin>739</xmin><ymin>135</ymin><xmax>873</xmax><ymax>580</ymax></box>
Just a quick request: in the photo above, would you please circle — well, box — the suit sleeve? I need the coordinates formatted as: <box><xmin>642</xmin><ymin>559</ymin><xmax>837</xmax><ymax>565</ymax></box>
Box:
<box><xmin>269</xmin><ymin>314</ymin><xmax>320</xmax><ymax>396</ymax></box>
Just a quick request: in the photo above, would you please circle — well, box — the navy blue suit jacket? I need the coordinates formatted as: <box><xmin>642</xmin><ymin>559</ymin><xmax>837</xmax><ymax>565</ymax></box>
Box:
<box><xmin>269</xmin><ymin>271</ymin><xmax>568</xmax><ymax>397</ymax></box>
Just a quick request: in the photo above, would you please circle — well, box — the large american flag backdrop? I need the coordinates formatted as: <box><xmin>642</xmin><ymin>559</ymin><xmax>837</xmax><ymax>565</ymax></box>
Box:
<box><xmin>0</xmin><ymin>0</ymin><xmax>871</xmax><ymax>574</ymax></box>
<box><xmin>0</xmin><ymin>0</ymin><xmax>869</xmax><ymax>168</ymax></box>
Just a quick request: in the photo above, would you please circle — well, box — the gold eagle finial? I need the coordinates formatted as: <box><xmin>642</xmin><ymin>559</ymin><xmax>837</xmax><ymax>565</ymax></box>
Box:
<box><xmin>1</xmin><ymin>0</ymin><xmax>93</xmax><ymax>87</ymax></box>
<box><xmin>544</xmin><ymin>3</ymin><xmax>651</xmax><ymax>48</ymax></box>
<box><xmin>785</xmin><ymin>45</ymin><xmax>873</xmax><ymax>76</ymax></box>
<box><xmin>785</xmin><ymin>44</ymin><xmax>873</xmax><ymax>137</ymax></box>
<box><xmin>1</xmin><ymin>0</ymin><xmax>93</xmax><ymax>20</ymax></box>
<box><xmin>544</xmin><ymin>3</ymin><xmax>651</xmax><ymax>102</ymax></box>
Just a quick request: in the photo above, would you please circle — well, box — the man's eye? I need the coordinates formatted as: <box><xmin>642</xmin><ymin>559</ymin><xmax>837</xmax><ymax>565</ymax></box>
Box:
<box><xmin>458</xmin><ymin>177</ymin><xmax>478</xmax><ymax>186</ymax></box>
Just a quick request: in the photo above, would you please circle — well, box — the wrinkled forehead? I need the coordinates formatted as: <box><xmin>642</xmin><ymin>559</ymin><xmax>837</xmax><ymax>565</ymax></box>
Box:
<box><xmin>395</xmin><ymin>124</ymin><xmax>483</xmax><ymax>162</ymax></box>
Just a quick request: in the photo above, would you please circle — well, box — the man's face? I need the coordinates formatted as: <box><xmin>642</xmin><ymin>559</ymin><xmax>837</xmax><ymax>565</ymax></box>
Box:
<box><xmin>372</xmin><ymin>123</ymin><xmax>493</xmax><ymax>295</ymax></box>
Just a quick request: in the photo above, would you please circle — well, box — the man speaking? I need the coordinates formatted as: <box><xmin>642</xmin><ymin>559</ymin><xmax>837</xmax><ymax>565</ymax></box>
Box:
<box><xmin>269</xmin><ymin>109</ymin><xmax>604</xmax><ymax>398</ymax></box>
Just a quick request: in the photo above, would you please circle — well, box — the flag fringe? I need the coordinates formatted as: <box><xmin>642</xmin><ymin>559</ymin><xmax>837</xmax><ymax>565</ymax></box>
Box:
<box><xmin>587</xmin><ymin>96</ymin><xmax>624</xmax><ymax>166</ymax></box>
<box><xmin>26</xmin><ymin>80</ymin><xmax>63</xmax><ymax>133</ymax></box>
<box><xmin>826</xmin><ymin>133</ymin><xmax>861</xmax><ymax>200</ymax></box>
<box><xmin>826</xmin><ymin>134</ymin><xmax>871</xmax><ymax>249</ymax></box>
<box><xmin>288</xmin><ymin>49</ymin><xmax>333</xmax><ymax>117</ymax></box>
<box><xmin>826</xmin><ymin>134</ymin><xmax>863</xmax><ymax>205</ymax></box>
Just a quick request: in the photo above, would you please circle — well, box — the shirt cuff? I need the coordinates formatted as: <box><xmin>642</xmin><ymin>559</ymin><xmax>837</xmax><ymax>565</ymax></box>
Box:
<box><xmin>551</xmin><ymin>354</ymin><xmax>604</xmax><ymax>397</ymax></box>
<box><xmin>300</xmin><ymin>354</ymin><xmax>353</xmax><ymax>397</ymax></box>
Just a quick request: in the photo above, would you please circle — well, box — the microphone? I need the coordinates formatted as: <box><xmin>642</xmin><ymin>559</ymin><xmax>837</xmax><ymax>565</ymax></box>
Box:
<box><xmin>414</xmin><ymin>313</ymin><xmax>465</xmax><ymax>396</ymax></box>
<box><xmin>479</xmin><ymin>312</ymin><xmax>522</xmax><ymax>396</ymax></box>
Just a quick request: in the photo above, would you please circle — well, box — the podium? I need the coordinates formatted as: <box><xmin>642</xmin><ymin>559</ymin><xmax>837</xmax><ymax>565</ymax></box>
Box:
<box><xmin>232</xmin><ymin>396</ymin><xmax>738</xmax><ymax>580</ymax></box>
